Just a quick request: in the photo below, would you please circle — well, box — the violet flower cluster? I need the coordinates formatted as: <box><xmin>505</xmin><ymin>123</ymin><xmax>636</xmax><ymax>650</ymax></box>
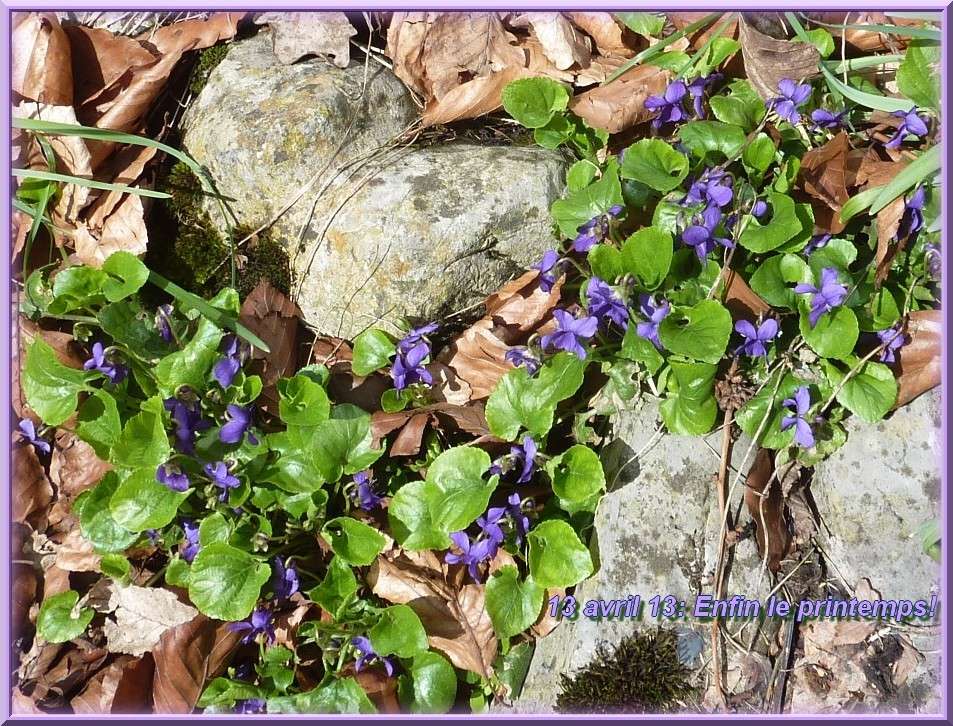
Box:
<box><xmin>768</xmin><ymin>79</ymin><xmax>812</xmax><ymax>125</ymax></box>
<box><xmin>392</xmin><ymin>323</ymin><xmax>437</xmax><ymax>391</ymax></box>
<box><xmin>794</xmin><ymin>267</ymin><xmax>848</xmax><ymax>328</ymax></box>
<box><xmin>644</xmin><ymin>75</ymin><xmax>721</xmax><ymax>129</ymax></box>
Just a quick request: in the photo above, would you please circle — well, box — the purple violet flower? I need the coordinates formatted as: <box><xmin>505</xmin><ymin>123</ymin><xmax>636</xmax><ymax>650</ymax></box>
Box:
<box><xmin>896</xmin><ymin>186</ymin><xmax>926</xmax><ymax>241</ymax></box>
<box><xmin>804</xmin><ymin>234</ymin><xmax>832</xmax><ymax>256</ymax></box>
<box><xmin>794</xmin><ymin>267</ymin><xmax>848</xmax><ymax>328</ymax></box>
<box><xmin>645</xmin><ymin>80</ymin><xmax>689</xmax><ymax>128</ymax></box>
<box><xmin>810</xmin><ymin>108</ymin><xmax>848</xmax><ymax>130</ymax></box>
<box><xmin>490</xmin><ymin>435</ymin><xmax>538</xmax><ymax>485</ymax></box>
<box><xmin>477</xmin><ymin>507</ymin><xmax>506</xmax><ymax>547</ymax></box>
<box><xmin>272</xmin><ymin>558</ymin><xmax>300</xmax><ymax>601</ymax></box>
<box><xmin>733</xmin><ymin>319</ymin><xmax>779</xmax><ymax>357</ymax></box>
<box><xmin>204</xmin><ymin>461</ymin><xmax>240</xmax><ymax>501</ymax></box>
<box><xmin>681</xmin><ymin>205</ymin><xmax>734</xmax><ymax>261</ymax></box>
<box><xmin>164</xmin><ymin>396</ymin><xmax>211</xmax><ymax>455</ymax></box>
<box><xmin>504</xmin><ymin>347</ymin><xmax>541</xmax><ymax>375</ymax></box>
<box><xmin>586</xmin><ymin>277</ymin><xmax>629</xmax><ymax>331</ymax></box>
<box><xmin>17</xmin><ymin>419</ymin><xmax>50</xmax><ymax>455</ymax></box>
<box><xmin>228</xmin><ymin>607</ymin><xmax>276</xmax><ymax>645</ymax></box>
<box><xmin>682</xmin><ymin>168</ymin><xmax>733</xmax><ymax>209</ymax></box>
<box><xmin>213</xmin><ymin>335</ymin><xmax>243</xmax><ymax>389</ymax></box>
<box><xmin>635</xmin><ymin>294</ymin><xmax>670</xmax><ymax>350</ymax></box>
<box><xmin>180</xmin><ymin>519</ymin><xmax>200</xmax><ymax>563</ymax></box>
<box><xmin>445</xmin><ymin>531</ymin><xmax>496</xmax><ymax>582</ymax></box>
<box><xmin>768</xmin><ymin>79</ymin><xmax>812</xmax><ymax>124</ymax></box>
<box><xmin>352</xmin><ymin>636</ymin><xmax>396</xmax><ymax>676</ymax></box>
<box><xmin>350</xmin><ymin>470</ymin><xmax>383</xmax><ymax>511</ymax></box>
<box><xmin>235</xmin><ymin>699</ymin><xmax>266</xmax><ymax>714</ymax></box>
<box><xmin>876</xmin><ymin>324</ymin><xmax>907</xmax><ymax>364</ymax></box>
<box><xmin>540</xmin><ymin>309</ymin><xmax>598</xmax><ymax>359</ymax></box>
<box><xmin>532</xmin><ymin>250</ymin><xmax>562</xmax><ymax>292</ymax></box>
<box><xmin>686</xmin><ymin>74</ymin><xmax>722</xmax><ymax>118</ymax></box>
<box><xmin>156</xmin><ymin>462</ymin><xmax>190</xmax><ymax>492</ymax></box>
<box><xmin>155</xmin><ymin>304</ymin><xmax>174</xmax><ymax>343</ymax></box>
<box><xmin>397</xmin><ymin>323</ymin><xmax>439</xmax><ymax>355</ymax></box>
<box><xmin>781</xmin><ymin>386</ymin><xmax>815</xmax><ymax>448</ymax></box>
<box><xmin>391</xmin><ymin>340</ymin><xmax>433</xmax><ymax>391</ymax></box>
<box><xmin>924</xmin><ymin>243</ymin><xmax>941</xmax><ymax>281</ymax></box>
<box><xmin>572</xmin><ymin>205</ymin><xmax>624</xmax><ymax>253</ymax></box>
<box><xmin>885</xmin><ymin>107</ymin><xmax>929</xmax><ymax>149</ymax></box>
<box><xmin>83</xmin><ymin>342</ymin><xmax>127</xmax><ymax>384</ymax></box>
<box><xmin>220</xmin><ymin>405</ymin><xmax>258</xmax><ymax>445</ymax></box>
<box><xmin>506</xmin><ymin>492</ymin><xmax>531</xmax><ymax>545</ymax></box>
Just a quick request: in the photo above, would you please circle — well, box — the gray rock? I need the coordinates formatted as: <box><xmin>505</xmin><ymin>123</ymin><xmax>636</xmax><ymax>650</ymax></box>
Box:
<box><xmin>512</xmin><ymin>398</ymin><xmax>771</xmax><ymax>713</ymax></box>
<box><xmin>811</xmin><ymin>388</ymin><xmax>941</xmax><ymax>601</ymax></box>
<box><xmin>183</xmin><ymin>31</ymin><xmax>569</xmax><ymax>337</ymax></box>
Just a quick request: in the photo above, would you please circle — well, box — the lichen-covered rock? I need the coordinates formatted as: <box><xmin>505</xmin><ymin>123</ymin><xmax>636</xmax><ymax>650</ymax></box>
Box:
<box><xmin>292</xmin><ymin>143</ymin><xmax>567</xmax><ymax>337</ymax></box>
<box><xmin>811</xmin><ymin>389</ymin><xmax>941</xmax><ymax>602</ymax></box>
<box><xmin>183</xmin><ymin>31</ymin><xmax>569</xmax><ymax>337</ymax></box>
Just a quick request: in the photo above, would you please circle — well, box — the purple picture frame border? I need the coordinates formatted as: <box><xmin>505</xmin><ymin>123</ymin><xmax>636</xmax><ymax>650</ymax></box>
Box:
<box><xmin>0</xmin><ymin>2</ymin><xmax>949</xmax><ymax>723</ymax></box>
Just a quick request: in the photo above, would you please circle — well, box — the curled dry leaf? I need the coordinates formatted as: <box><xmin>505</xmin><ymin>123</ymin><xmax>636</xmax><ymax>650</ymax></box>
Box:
<box><xmin>341</xmin><ymin>663</ymin><xmax>401</xmax><ymax>713</ymax></box>
<box><xmin>368</xmin><ymin>549</ymin><xmax>497</xmax><ymax>679</ymax></box>
<box><xmin>254</xmin><ymin>11</ymin><xmax>356</xmax><ymax>67</ymax></box>
<box><xmin>102</xmin><ymin>584</ymin><xmax>198</xmax><ymax>657</ymax></box>
<box><xmin>50</xmin><ymin>430</ymin><xmax>111</xmax><ymax>502</ymax></box>
<box><xmin>569</xmin><ymin>63</ymin><xmax>670</xmax><ymax>134</ymax></box>
<box><xmin>239</xmin><ymin>279</ymin><xmax>303</xmax><ymax>386</ymax></box>
<box><xmin>12</xmin><ymin>12</ymin><xmax>73</xmax><ymax>104</ymax></box>
<box><xmin>738</xmin><ymin>15</ymin><xmax>819</xmax><ymax>100</ymax></box>
<box><xmin>670</xmin><ymin>12</ymin><xmax>740</xmax><ymax>49</ymax></box>
<box><xmin>70</xmin><ymin>655</ymin><xmax>155</xmax><ymax>714</ymax></box>
<box><xmin>510</xmin><ymin>12</ymin><xmax>591</xmax><ymax>71</ymax></box>
<box><xmin>873</xmin><ymin>195</ymin><xmax>907</xmax><ymax>286</ymax></box>
<box><xmin>73</xmin><ymin>194</ymin><xmax>149</xmax><ymax>268</ymax></box>
<box><xmin>151</xmin><ymin>614</ymin><xmax>242</xmax><ymax>713</ymax></box>
<box><xmin>722</xmin><ymin>268</ymin><xmax>771</xmax><ymax>321</ymax></box>
<box><xmin>849</xmin><ymin>146</ymin><xmax>907</xmax><ymax>190</ymax></box>
<box><xmin>422</xmin><ymin>66</ymin><xmax>526</xmax><ymax>127</ymax></box>
<box><xmin>809</xmin><ymin>12</ymin><xmax>916</xmax><ymax>53</ymax></box>
<box><xmin>567</xmin><ymin>12</ymin><xmax>633</xmax><ymax>57</ymax></box>
<box><xmin>743</xmin><ymin>448</ymin><xmax>792</xmax><ymax>573</ymax></box>
<box><xmin>12</xmin><ymin>443</ymin><xmax>53</xmax><ymax>531</ymax></box>
<box><xmin>52</xmin><ymin>529</ymin><xmax>102</xmax><ymax>573</ymax></box>
<box><xmin>894</xmin><ymin>310</ymin><xmax>941</xmax><ymax>408</ymax></box>
<box><xmin>799</xmin><ymin>131</ymin><xmax>850</xmax><ymax>233</ymax></box>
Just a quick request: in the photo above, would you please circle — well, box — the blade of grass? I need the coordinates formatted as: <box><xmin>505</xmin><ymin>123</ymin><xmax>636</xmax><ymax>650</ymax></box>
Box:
<box><xmin>806</xmin><ymin>17</ymin><xmax>940</xmax><ymax>41</ymax></box>
<box><xmin>868</xmin><ymin>145</ymin><xmax>941</xmax><ymax>214</ymax></box>
<box><xmin>822</xmin><ymin>54</ymin><xmax>904</xmax><ymax>73</ymax></box>
<box><xmin>676</xmin><ymin>13</ymin><xmax>737</xmax><ymax>79</ymax></box>
<box><xmin>12</xmin><ymin>168</ymin><xmax>172</xmax><ymax>199</ymax></box>
<box><xmin>148</xmin><ymin>270</ymin><xmax>271</xmax><ymax>353</ymax></box>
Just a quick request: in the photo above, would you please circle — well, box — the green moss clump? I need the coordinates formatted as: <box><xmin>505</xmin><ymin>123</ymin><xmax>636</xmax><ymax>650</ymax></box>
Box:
<box><xmin>555</xmin><ymin>628</ymin><xmax>694</xmax><ymax>714</ymax></box>
<box><xmin>148</xmin><ymin>162</ymin><xmax>291</xmax><ymax>300</ymax></box>
<box><xmin>188</xmin><ymin>43</ymin><xmax>230</xmax><ymax>95</ymax></box>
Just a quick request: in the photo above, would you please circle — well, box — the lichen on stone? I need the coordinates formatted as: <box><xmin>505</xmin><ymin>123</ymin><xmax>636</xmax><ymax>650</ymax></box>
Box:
<box><xmin>188</xmin><ymin>43</ymin><xmax>230</xmax><ymax>96</ymax></box>
<box><xmin>555</xmin><ymin>627</ymin><xmax>695</xmax><ymax>714</ymax></box>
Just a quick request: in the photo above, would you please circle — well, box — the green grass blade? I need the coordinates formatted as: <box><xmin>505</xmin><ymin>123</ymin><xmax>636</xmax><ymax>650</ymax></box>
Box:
<box><xmin>868</xmin><ymin>145</ymin><xmax>941</xmax><ymax>214</ymax></box>
<box><xmin>12</xmin><ymin>168</ymin><xmax>172</xmax><ymax>199</ymax></box>
<box><xmin>822</xmin><ymin>54</ymin><xmax>904</xmax><ymax>73</ymax></box>
<box><xmin>148</xmin><ymin>271</ymin><xmax>271</xmax><ymax>353</ymax></box>
<box><xmin>839</xmin><ymin>186</ymin><xmax>884</xmax><ymax>224</ymax></box>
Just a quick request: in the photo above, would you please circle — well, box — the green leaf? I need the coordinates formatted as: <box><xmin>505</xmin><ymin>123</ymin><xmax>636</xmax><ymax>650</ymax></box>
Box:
<box><xmin>738</xmin><ymin>193</ymin><xmax>802</xmax><ymax>253</ymax></box>
<box><xmin>858</xmin><ymin>287</ymin><xmax>901</xmax><ymax>331</ymax></box>
<box><xmin>388</xmin><ymin>480</ymin><xmax>451</xmax><ymax>551</ymax></box>
<box><xmin>188</xmin><ymin>543</ymin><xmax>270</xmax><ymax>621</ymax></box>
<box><xmin>100</xmin><ymin>553</ymin><xmax>131</xmax><ymax>580</ymax></box>
<box><xmin>620</xmin><ymin>323</ymin><xmax>664</xmax><ymax>374</ymax></box>
<box><xmin>101</xmin><ymin>251</ymin><xmax>149</xmax><ymax>302</ymax></box>
<box><xmin>307</xmin><ymin>556</ymin><xmax>358</xmax><ymax>619</ymax></box>
<box><xmin>818</xmin><ymin>62</ymin><xmax>912</xmax><ymax>113</ymax></box>
<box><xmin>659</xmin><ymin>361</ymin><xmax>718</xmax><ymax>436</ymax></box>
<box><xmin>621</xmin><ymin>227</ymin><xmax>673</xmax><ymax>290</ymax></box>
<box><xmin>485</xmin><ymin>566</ymin><xmax>545</xmax><ymax>639</ymax></box>
<box><xmin>380</xmin><ymin>387</ymin><xmax>411</xmax><ymax>413</ymax></box>
<box><xmin>566</xmin><ymin>159</ymin><xmax>599</xmax><ymax>191</ymax></box>
<box><xmin>750</xmin><ymin>254</ymin><xmax>812</xmax><ymax>309</ymax></box>
<box><xmin>76</xmin><ymin>389</ymin><xmax>121</xmax><ymax>459</ymax></box>
<box><xmin>37</xmin><ymin>591</ymin><xmax>94</xmax><ymax>643</ymax></box>
<box><xmin>110</xmin><ymin>468</ymin><xmax>188</xmax><ymax>532</ymax></box>
<box><xmin>620</xmin><ymin>138</ymin><xmax>689</xmax><ymax>192</ymax></box>
<box><xmin>49</xmin><ymin>266</ymin><xmax>107</xmax><ymax>314</ymax></box>
<box><xmin>800</xmin><ymin>28</ymin><xmax>835</xmax><ymax>57</ymax></box>
<box><xmin>742</xmin><ymin>134</ymin><xmax>776</xmax><ymax>178</ymax></box>
<box><xmin>311</xmin><ymin>404</ymin><xmax>383</xmax><ymax>483</ymax></box>
<box><xmin>495</xmin><ymin>642</ymin><xmax>533</xmax><ymax>701</ymax></box>
<box><xmin>321</xmin><ymin>517</ymin><xmax>386</xmax><ymax>566</ymax></box>
<box><xmin>501</xmin><ymin>77</ymin><xmax>570</xmax><ymax>128</ymax></box>
<box><xmin>277</xmin><ymin>374</ymin><xmax>330</xmax><ymax>426</ymax></box>
<box><xmin>424</xmin><ymin>446</ymin><xmax>497</xmax><ymax>533</ymax></box>
<box><xmin>917</xmin><ymin>519</ymin><xmax>941</xmax><ymax>562</ymax></box>
<box><xmin>547</xmin><ymin>445</ymin><xmax>605</xmax><ymax>502</ymax></box>
<box><xmin>74</xmin><ymin>472</ymin><xmax>139</xmax><ymax>552</ymax></box>
<box><xmin>709</xmin><ymin>80</ymin><xmax>765</xmax><ymax>131</ymax></box>
<box><xmin>695</xmin><ymin>37</ymin><xmax>740</xmax><ymax>74</ymax></box>
<box><xmin>198</xmin><ymin>678</ymin><xmax>266</xmax><ymax>709</ymax></box>
<box><xmin>823</xmin><ymin>358</ymin><xmax>898</xmax><ymax>423</ymax></box>
<box><xmin>896</xmin><ymin>40</ymin><xmax>940</xmax><ymax>110</ymax></box>
<box><xmin>527</xmin><ymin>520</ymin><xmax>593</xmax><ymax>588</ymax></box>
<box><xmin>199</xmin><ymin>512</ymin><xmax>231</xmax><ymax>546</ymax></box>
<box><xmin>678</xmin><ymin>121</ymin><xmax>746</xmax><ymax>160</ymax></box>
<box><xmin>22</xmin><ymin>338</ymin><xmax>93</xmax><ymax>426</ymax></box>
<box><xmin>799</xmin><ymin>302</ymin><xmax>859</xmax><ymax>360</ymax></box>
<box><xmin>155</xmin><ymin>317</ymin><xmax>223</xmax><ymax>396</ymax></box>
<box><xmin>658</xmin><ymin>299</ymin><xmax>731</xmax><ymax>364</ymax></box>
<box><xmin>269</xmin><ymin>677</ymin><xmax>376</xmax><ymax>714</ymax></box>
<box><xmin>111</xmin><ymin>399</ymin><xmax>170</xmax><ymax>471</ymax></box>
<box><xmin>370</xmin><ymin>604</ymin><xmax>428</xmax><ymax>658</ymax></box>
<box><xmin>98</xmin><ymin>299</ymin><xmax>170</xmax><ymax>362</ymax></box>
<box><xmin>351</xmin><ymin>329</ymin><xmax>397</xmax><ymax>377</ymax></box>
<box><xmin>550</xmin><ymin>159</ymin><xmax>624</xmax><ymax>239</ymax></box>
<box><xmin>486</xmin><ymin>352</ymin><xmax>586</xmax><ymax>440</ymax></box>
<box><xmin>406</xmin><ymin>652</ymin><xmax>457</xmax><ymax>714</ymax></box>
<box><xmin>808</xmin><ymin>238</ymin><xmax>857</xmax><ymax>278</ymax></box>
<box><xmin>166</xmin><ymin>556</ymin><xmax>191</xmax><ymax>587</ymax></box>
<box><xmin>616</xmin><ymin>11</ymin><xmax>664</xmax><ymax>37</ymax></box>
<box><xmin>588</xmin><ymin>244</ymin><xmax>624</xmax><ymax>282</ymax></box>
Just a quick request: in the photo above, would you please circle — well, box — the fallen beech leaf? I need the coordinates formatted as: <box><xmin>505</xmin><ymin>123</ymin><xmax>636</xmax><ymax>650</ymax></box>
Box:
<box><xmin>850</xmin><ymin>146</ymin><xmax>907</xmax><ymax>190</ymax></box>
<box><xmin>343</xmin><ymin>663</ymin><xmax>401</xmax><ymax>713</ymax></box>
<box><xmin>152</xmin><ymin>614</ymin><xmax>241</xmax><ymax>713</ymax></box>
<box><xmin>12</xmin><ymin>687</ymin><xmax>45</xmax><ymax>714</ymax></box>
<box><xmin>738</xmin><ymin>15</ymin><xmax>819</xmax><ymax>100</ymax></box>
<box><xmin>510</xmin><ymin>12</ymin><xmax>591</xmax><ymax>71</ymax></box>
<box><xmin>422</xmin><ymin>67</ymin><xmax>526</xmax><ymax>127</ymax></box>
<box><xmin>239</xmin><ymin>280</ymin><xmax>302</xmax><ymax>386</ymax></box>
<box><xmin>49</xmin><ymin>430</ymin><xmax>111</xmax><ymax>502</ymax></box>
<box><xmin>64</xmin><ymin>24</ymin><xmax>157</xmax><ymax>108</ymax></box>
<box><xmin>274</xmin><ymin>597</ymin><xmax>313</xmax><ymax>650</ymax></box>
<box><xmin>12</xmin><ymin>443</ymin><xmax>53</xmax><ymax>531</ymax></box>
<box><xmin>531</xmin><ymin>587</ymin><xmax>564</xmax><ymax>637</ymax></box>
<box><xmin>102</xmin><ymin>584</ymin><xmax>198</xmax><ymax>657</ymax></box>
<box><xmin>894</xmin><ymin>310</ymin><xmax>941</xmax><ymax>408</ymax></box>
<box><xmin>140</xmin><ymin>12</ymin><xmax>244</xmax><ymax>57</ymax></box>
<box><xmin>254</xmin><ymin>11</ymin><xmax>356</xmax><ymax>67</ymax></box>
<box><xmin>799</xmin><ymin>131</ymin><xmax>850</xmax><ymax>232</ymax></box>
<box><xmin>368</xmin><ymin>549</ymin><xmax>497</xmax><ymax>679</ymax></box>
<box><xmin>723</xmin><ymin>268</ymin><xmax>771</xmax><ymax>320</ymax></box>
<box><xmin>52</xmin><ymin>529</ymin><xmax>101</xmax><ymax>573</ymax></box>
<box><xmin>389</xmin><ymin>413</ymin><xmax>431</xmax><ymax>456</ymax></box>
<box><xmin>84</xmin><ymin>144</ymin><xmax>157</xmax><ymax>229</ymax></box>
<box><xmin>744</xmin><ymin>448</ymin><xmax>791</xmax><ymax>573</ymax></box>
<box><xmin>71</xmin><ymin>655</ymin><xmax>146</xmax><ymax>714</ymax></box>
<box><xmin>810</xmin><ymin>12</ymin><xmax>916</xmax><ymax>53</ymax></box>
<box><xmin>574</xmin><ymin>55</ymin><xmax>626</xmax><ymax>86</ymax></box>
<box><xmin>892</xmin><ymin>634</ymin><xmax>925</xmax><ymax>687</ymax></box>
<box><xmin>569</xmin><ymin>63</ymin><xmax>670</xmax><ymax>133</ymax></box>
<box><xmin>72</xmin><ymin>193</ymin><xmax>148</xmax><ymax>267</ymax></box>
<box><xmin>567</xmin><ymin>12</ymin><xmax>633</xmax><ymax>56</ymax></box>
<box><xmin>669</xmin><ymin>12</ymin><xmax>740</xmax><ymax>49</ymax></box>
<box><xmin>873</xmin><ymin>195</ymin><xmax>907</xmax><ymax>286</ymax></box>
<box><xmin>12</xmin><ymin>12</ymin><xmax>73</xmax><ymax>105</ymax></box>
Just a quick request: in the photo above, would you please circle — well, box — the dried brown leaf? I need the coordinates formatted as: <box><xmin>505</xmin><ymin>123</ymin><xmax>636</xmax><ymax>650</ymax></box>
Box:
<box><xmin>422</xmin><ymin>66</ymin><xmax>526</xmax><ymax>127</ymax></box>
<box><xmin>669</xmin><ymin>13</ymin><xmax>739</xmax><ymax>49</ymax></box>
<box><xmin>368</xmin><ymin>549</ymin><xmax>497</xmax><ymax>678</ymax></box>
<box><xmin>738</xmin><ymin>15</ymin><xmax>819</xmax><ymax>100</ymax></box>
<box><xmin>723</xmin><ymin>268</ymin><xmax>771</xmax><ymax>321</ymax></box>
<box><xmin>73</xmin><ymin>194</ymin><xmax>148</xmax><ymax>267</ymax></box>
<box><xmin>569</xmin><ymin>63</ymin><xmax>670</xmax><ymax>134</ymax></box>
<box><xmin>102</xmin><ymin>584</ymin><xmax>198</xmax><ymax>657</ymax></box>
<box><xmin>50</xmin><ymin>430</ymin><xmax>111</xmax><ymax>503</ymax></box>
<box><xmin>850</xmin><ymin>146</ymin><xmax>907</xmax><ymax>190</ymax></box>
<box><xmin>254</xmin><ymin>11</ymin><xmax>356</xmax><ymax>67</ymax></box>
<box><xmin>510</xmin><ymin>12</ymin><xmax>591</xmax><ymax>71</ymax></box>
<box><xmin>810</xmin><ymin>12</ymin><xmax>916</xmax><ymax>53</ymax></box>
<box><xmin>567</xmin><ymin>12</ymin><xmax>633</xmax><ymax>57</ymax></box>
<box><xmin>53</xmin><ymin>529</ymin><xmax>101</xmax><ymax>573</ymax></box>
<box><xmin>799</xmin><ymin>131</ymin><xmax>850</xmax><ymax>233</ymax></box>
<box><xmin>744</xmin><ymin>448</ymin><xmax>791</xmax><ymax>573</ymax></box>
<box><xmin>894</xmin><ymin>310</ymin><xmax>941</xmax><ymax>408</ymax></box>
<box><xmin>12</xmin><ymin>444</ymin><xmax>53</xmax><ymax>531</ymax></box>
<box><xmin>140</xmin><ymin>12</ymin><xmax>244</xmax><ymax>57</ymax></box>
<box><xmin>71</xmin><ymin>655</ymin><xmax>139</xmax><ymax>714</ymax></box>
<box><xmin>13</xmin><ymin>12</ymin><xmax>74</xmax><ymax>105</ymax></box>
<box><xmin>873</xmin><ymin>195</ymin><xmax>906</xmax><ymax>286</ymax></box>
<box><xmin>239</xmin><ymin>279</ymin><xmax>302</xmax><ymax>386</ymax></box>
<box><xmin>389</xmin><ymin>413</ymin><xmax>431</xmax><ymax>456</ymax></box>
<box><xmin>151</xmin><ymin>614</ymin><xmax>241</xmax><ymax>713</ymax></box>
<box><xmin>63</xmin><ymin>24</ymin><xmax>157</xmax><ymax>109</ymax></box>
